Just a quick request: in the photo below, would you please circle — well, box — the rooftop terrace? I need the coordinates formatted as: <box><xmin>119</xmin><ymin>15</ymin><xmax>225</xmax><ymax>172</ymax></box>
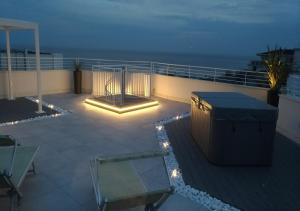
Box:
<box><xmin>0</xmin><ymin>94</ymin><xmax>210</xmax><ymax>211</ymax></box>
<box><xmin>1</xmin><ymin>18</ymin><xmax>300</xmax><ymax>211</ymax></box>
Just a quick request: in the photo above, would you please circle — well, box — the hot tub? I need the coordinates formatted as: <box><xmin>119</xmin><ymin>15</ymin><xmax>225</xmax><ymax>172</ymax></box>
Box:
<box><xmin>191</xmin><ymin>92</ymin><xmax>278</xmax><ymax>166</ymax></box>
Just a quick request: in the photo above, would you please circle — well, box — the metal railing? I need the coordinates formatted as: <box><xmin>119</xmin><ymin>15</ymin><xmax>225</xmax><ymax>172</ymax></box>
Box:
<box><xmin>151</xmin><ymin>62</ymin><xmax>269</xmax><ymax>88</ymax></box>
<box><xmin>286</xmin><ymin>74</ymin><xmax>300</xmax><ymax>99</ymax></box>
<box><xmin>92</xmin><ymin>65</ymin><xmax>123</xmax><ymax>104</ymax></box>
<box><xmin>0</xmin><ymin>56</ymin><xmax>269</xmax><ymax>88</ymax></box>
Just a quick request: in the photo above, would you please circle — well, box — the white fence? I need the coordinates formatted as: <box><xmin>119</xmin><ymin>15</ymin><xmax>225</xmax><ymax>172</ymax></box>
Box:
<box><xmin>0</xmin><ymin>57</ymin><xmax>269</xmax><ymax>88</ymax></box>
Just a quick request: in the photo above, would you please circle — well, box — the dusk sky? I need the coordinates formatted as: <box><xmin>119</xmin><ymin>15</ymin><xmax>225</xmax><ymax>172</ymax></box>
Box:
<box><xmin>1</xmin><ymin>0</ymin><xmax>300</xmax><ymax>56</ymax></box>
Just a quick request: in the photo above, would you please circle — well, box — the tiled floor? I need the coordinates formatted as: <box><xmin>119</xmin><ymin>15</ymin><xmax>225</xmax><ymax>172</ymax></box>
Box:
<box><xmin>0</xmin><ymin>94</ymin><xmax>208</xmax><ymax>211</ymax></box>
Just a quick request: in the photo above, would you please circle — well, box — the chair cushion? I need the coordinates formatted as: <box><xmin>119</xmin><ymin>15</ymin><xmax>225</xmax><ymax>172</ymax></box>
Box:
<box><xmin>97</xmin><ymin>161</ymin><xmax>146</xmax><ymax>202</ymax></box>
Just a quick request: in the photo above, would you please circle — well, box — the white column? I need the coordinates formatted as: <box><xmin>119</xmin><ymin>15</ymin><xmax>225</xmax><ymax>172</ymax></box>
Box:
<box><xmin>5</xmin><ymin>29</ymin><xmax>13</xmax><ymax>100</ymax></box>
<box><xmin>34</xmin><ymin>26</ymin><xmax>43</xmax><ymax>113</ymax></box>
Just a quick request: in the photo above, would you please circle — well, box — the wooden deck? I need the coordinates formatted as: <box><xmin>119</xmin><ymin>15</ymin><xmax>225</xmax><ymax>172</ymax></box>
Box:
<box><xmin>0</xmin><ymin>97</ymin><xmax>58</xmax><ymax>124</ymax></box>
<box><xmin>165</xmin><ymin>117</ymin><xmax>300</xmax><ymax>211</ymax></box>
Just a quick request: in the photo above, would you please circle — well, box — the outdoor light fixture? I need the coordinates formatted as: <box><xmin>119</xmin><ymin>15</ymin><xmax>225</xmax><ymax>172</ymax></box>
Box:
<box><xmin>156</xmin><ymin>125</ymin><xmax>163</xmax><ymax>131</ymax></box>
<box><xmin>162</xmin><ymin>141</ymin><xmax>170</xmax><ymax>150</ymax></box>
<box><xmin>176</xmin><ymin>115</ymin><xmax>181</xmax><ymax>120</ymax></box>
<box><xmin>48</xmin><ymin>104</ymin><xmax>54</xmax><ymax>109</ymax></box>
<box><xmin>171</xmin><ymin>169</ymin><xmax>180</xmax><ymax>179</ymax></box>
<box><xmin>85</xmin><ymin>98</ymin><xmax>159</xmax><ymax>114</ymax></box>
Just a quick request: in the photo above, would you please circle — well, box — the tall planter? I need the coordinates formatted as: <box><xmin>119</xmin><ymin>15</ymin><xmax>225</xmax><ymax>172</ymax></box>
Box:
<box><xmin>267</xmin><ymin>89</ymin><xmax>279</xmax><ymax>107</ymax></box>
<box><xmin>73</xmin><ymin>70</ymin><xmax>82</xmax><ymax>94</ymax></box>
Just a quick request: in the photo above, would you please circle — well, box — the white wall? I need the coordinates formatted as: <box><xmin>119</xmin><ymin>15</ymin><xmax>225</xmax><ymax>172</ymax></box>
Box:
<box><xmin>151</xmin><ymin>74</ymin><xmax>268</xmax><ymax>103</ymax></box>
<box><xmin>0</xmin><ymin>71</ymin><xmax>268</xmax><ymax>104</ymax></box>
<box><xmin>0</xmin><ymin>70</ymin><xmax>73</xmax><ymax>98</ymax></box>
<box><xmin>277</xmin><ymin>95</ymin><xmax>300</xmax><ymax>144</ymax></box>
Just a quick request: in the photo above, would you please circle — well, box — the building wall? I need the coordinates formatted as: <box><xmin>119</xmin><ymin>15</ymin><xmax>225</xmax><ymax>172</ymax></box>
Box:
<box><xmin>277</xmin><ymin>95</ymin><xmax>300</xmax><ymax>144</ymax></box>
<box><xmin>0</xmin><ymin>71</ymin><xmax>268</xmax><ymax>102</ymax></box>
<box><xmin>0</xmin><ymin>70</ymin><xmax>73</xmax><ymax>98</ymax></box>
<box><xmin>151</xmin><ymin>74</ymin><xmax>268</xmax><ymax>103</ymax></box>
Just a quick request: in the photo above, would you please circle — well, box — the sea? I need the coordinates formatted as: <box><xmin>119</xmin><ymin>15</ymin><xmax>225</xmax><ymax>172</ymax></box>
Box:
<box><xmin>47</xmin><ymin>48</ymin><xmax>257</xmax><ymax>70</ymax></box>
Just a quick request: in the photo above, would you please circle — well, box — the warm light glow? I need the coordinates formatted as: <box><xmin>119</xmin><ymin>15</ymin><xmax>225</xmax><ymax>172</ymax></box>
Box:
<box><xmin>85</xmin><ymin>98</ymin><xmax>159</xmax><ymax>114</ymax></box>
<box><xmin>84</xmin><ymin>102</ymin><xmax>158</xmax><ymax>117</ymax></box>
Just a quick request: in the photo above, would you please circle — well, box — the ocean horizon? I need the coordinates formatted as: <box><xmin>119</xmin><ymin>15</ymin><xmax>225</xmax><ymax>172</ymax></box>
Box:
<box><xmin>44</xmin><ymin>47</ymin><xmax>257</xmax><ymax>70</ymax></box>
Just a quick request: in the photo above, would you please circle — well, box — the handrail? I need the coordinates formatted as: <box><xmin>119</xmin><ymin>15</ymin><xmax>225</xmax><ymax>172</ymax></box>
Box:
<box><xmin>0</xmin><ymin>56</ymin><xmax>269</xmax><ymax>88</ymax></box>
<box><xmin>287</xmin><ymin>74</ymin><xmax>300</xmax><ymax>98</ymax></box>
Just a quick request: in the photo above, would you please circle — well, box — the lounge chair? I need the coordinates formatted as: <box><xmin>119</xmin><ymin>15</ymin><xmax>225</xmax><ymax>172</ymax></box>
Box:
<box><xmin>0</xmin><ymin>144</ymin><xmax>39</xmax><ymax>211</ymax></box>
<box><xmin>90</xmin><ymin>151</ymin><xmax>173</xmax><ymax>211</ymax></box>
<box><xmin>0</xmin><ymin>135</ymin><xmax>17</xmax><ymax>146</ymax></box>
<box><xmin>0</xmin><ymin>135</ymin><xmax>36</xmax><ymax>174</ymax></box>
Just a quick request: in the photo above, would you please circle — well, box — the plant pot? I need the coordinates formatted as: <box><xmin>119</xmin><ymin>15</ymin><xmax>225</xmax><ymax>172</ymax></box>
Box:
<box><xmin>73</xmin><ymin>70</ymin><xmax>82</xmax><ymax>94</ymax></box>
<box><xmin>267</xmin><ymin>89</ymin><xmax>279</xmax><ymax>107</ymax></box>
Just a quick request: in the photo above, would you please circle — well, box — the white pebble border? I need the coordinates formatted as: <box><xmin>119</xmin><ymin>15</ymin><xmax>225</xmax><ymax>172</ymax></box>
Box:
<box><xmin>0</xmin><ymin>96</ymin><xmax>69</xmax><ymax>127</ymax></box>
<box><xmin>155</xmin><ymin>112</ymin><xmax>239</xmax><ymax>211</ymax></box>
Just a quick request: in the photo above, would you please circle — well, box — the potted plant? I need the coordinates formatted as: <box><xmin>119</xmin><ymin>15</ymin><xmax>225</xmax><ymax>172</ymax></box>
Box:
<box><xmin>73</xmin><ymin>58</ymin><xmax>82</xmax><ymax>94</ymax></box>
<box><xmin>264</xmin><ymin>47</ymin><xmax>290</xmax><ymax>106</ymax></box>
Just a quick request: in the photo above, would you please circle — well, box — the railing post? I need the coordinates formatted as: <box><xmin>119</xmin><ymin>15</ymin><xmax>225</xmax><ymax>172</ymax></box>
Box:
<box><xmin>97</xmin><ymin>59</ymin><xmax>101</xmax><ymax>71</ymax></box>
<box><xmin>244</xmin><ymin>71</ymin><xmax>248</xmax><ymax>86</ymax></box>
<box><xmin>213</xmin><ymin>69</ymin><xmax>217</xmax><ymax>81</ymax></box>
<box><xmin>167</xmin><ymin>64</ymin><xmax>169</xmax><ymax>75</ymax></box>
<box><xmin>150</xmin><ymin>62</ymin><xmax>154</xmax><ymax>73</ymax></box>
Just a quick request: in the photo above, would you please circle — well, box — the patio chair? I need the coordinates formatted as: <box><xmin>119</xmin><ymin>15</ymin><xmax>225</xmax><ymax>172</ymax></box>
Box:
<box><xmin>0</xmin><ymin>145</ymin><xmax>39</xmax><ymax>211</ymax></box>
<box><xmin>0</xmin><ymin>135</ymin><xmax>36</xmax><ymax>174</ymax></box>
<box><xmin>90</xmin><ymin>151</ymin><xmax>173</xmax><ymax>211</ymax></box>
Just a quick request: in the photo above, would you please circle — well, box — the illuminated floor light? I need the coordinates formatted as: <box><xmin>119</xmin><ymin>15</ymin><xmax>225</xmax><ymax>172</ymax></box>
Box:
<box><xmin>85</xmin><ymin>98</ymin><xmax>159</xmax><ymax>114</ymax></box>
<box><xmin>171</xmin><ymin>169</ymin><xmax>180</xmax><ymax>179</ymax></box>
<box><xmin>162</xmin><ymin>141</ymin><xmax>170</xmax><ymax>150</ymax></box>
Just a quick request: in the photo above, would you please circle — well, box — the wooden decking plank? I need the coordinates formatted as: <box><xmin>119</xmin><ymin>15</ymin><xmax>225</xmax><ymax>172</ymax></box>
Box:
<box><xmin>165</xmin><ymin>117</ymin><xmax>300</xmax><ymax>211</ymax></box>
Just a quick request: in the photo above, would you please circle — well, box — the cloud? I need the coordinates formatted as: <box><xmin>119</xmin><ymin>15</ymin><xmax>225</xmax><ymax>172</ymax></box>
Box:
<box><xmin>2</xmin><ymin>0</ymin><xmax>299</xmax><ymax>27</ymax></box>
<box><xmin>53</xmin><ymin>0</ymin><xmax>300</xmax><ymax>26</ymax></box>
<box><xmin>1</xmin><ymin>0</ymin><xmax>299</xmax><ymax>55</ymax></box>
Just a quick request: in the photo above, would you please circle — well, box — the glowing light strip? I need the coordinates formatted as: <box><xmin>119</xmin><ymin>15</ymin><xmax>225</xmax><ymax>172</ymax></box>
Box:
<box><xmin>85</xmin><ymin>98</ymin><xmax>159</xmax><ymax>114</ymax></box>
